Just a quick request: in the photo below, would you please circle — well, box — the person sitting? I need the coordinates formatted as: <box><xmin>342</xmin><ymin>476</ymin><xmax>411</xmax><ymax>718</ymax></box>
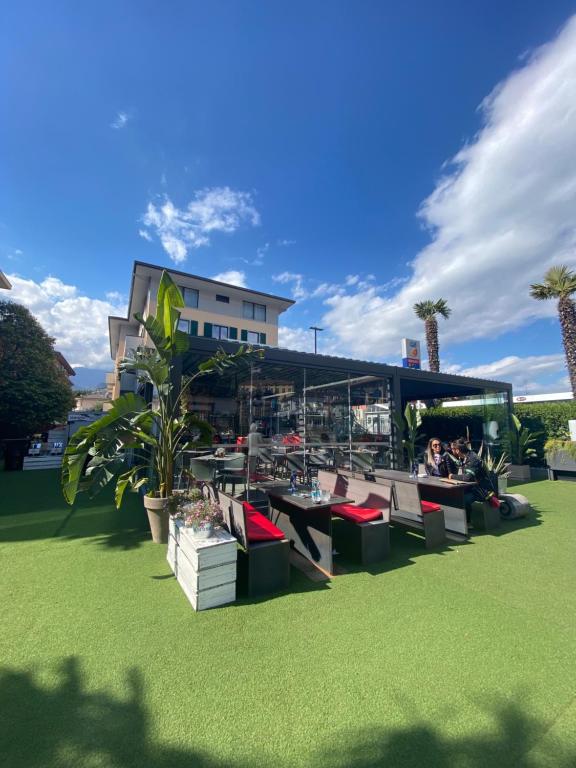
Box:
<box><xmin>449</xmin><ymin>438</ymin><xmax>499</xmax><ymax>510</ymax></box>
<box><xmin>424</xmin><ymin>437</ymin><xmax>449</xmax><ymax>477</ymax></box>
<box><xmin>444</xmin><ymin>440</ymin><xmax>462</xmax><ymax>476</ymax></box>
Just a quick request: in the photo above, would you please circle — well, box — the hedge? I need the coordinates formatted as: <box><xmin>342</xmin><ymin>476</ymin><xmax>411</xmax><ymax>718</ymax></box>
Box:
<box><xmin>420</xmin><ymin>400</ymin><xmax>576</xmax><ymax>466</ymax></box>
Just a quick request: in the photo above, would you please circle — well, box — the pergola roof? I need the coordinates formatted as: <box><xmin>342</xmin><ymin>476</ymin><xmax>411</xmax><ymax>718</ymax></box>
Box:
<box><xmin>183</xmin><ymin>337</ymin><xmax>512</xmax><ymax>401</ymax></box>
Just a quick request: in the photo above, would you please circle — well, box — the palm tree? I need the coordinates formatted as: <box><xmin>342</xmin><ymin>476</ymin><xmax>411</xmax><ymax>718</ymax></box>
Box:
<box><xmin>530</xmin><ymin>265</ymin><xmax>576</xmax><ymax>398</ymax></box>
<box><xmin>413</xmin><ymin>299</ymin><xmax>452</xmax><ymax>373</ymax></box>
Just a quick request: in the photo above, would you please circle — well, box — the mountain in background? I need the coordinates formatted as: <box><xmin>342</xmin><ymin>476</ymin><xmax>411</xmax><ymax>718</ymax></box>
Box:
<box><xmin>72</xmin><ymin>368</ymin><xmax>112</xmax><ymax>391</ymax></box>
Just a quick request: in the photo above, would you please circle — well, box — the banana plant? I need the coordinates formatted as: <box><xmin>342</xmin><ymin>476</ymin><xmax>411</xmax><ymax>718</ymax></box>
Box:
<box><xmin>393</xmin><ymin>403</ymin><xmax>423</xmax><ymax>468</ymax></box>
<box><xmin>62</xmin><ymin>270</ymin><xmax>260</xmax><ymax>508</ymax></box>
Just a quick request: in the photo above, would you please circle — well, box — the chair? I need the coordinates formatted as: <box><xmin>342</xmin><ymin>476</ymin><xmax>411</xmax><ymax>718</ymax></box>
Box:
<box><xmin>188</xmin><ymin>459</ymin><xmax>218</xmax><ymax>493</ymax></box>
<box><xmin>220</xmin><ymin>492</ymin><xmax>290</xmax><ymax>597</ymax></box>
<box><xmin>271</xmin><ymin>451</ymin><xmax>287</xmax><ymax>479</ymax></box>
<box><xmin>285</xmin><ymin>453</ymin><xmax>306</xmax><ymax>482</ymax></box>
<box><xmin>318</xmin><ymin>470</ymin><xmax>390</xmax><ymax>565</ymax></box>
<box><xmin>350</xmin><ymin>451</ymin><xmax>374</xmax><ymax>473</ymax></box>
<box><xmin>256</xmin><ymin>447</ymin><xmax>274</xmax><ymax>477</ymax></box>
<box><xmin>217</xmin><ymin>454</ymin><xmax>246</xmax><ymax>495</ymax></box>
<box><xmin>390</xmin><ymin>479</ymin><xmax>446</xmax><ymax>549</ymax></box>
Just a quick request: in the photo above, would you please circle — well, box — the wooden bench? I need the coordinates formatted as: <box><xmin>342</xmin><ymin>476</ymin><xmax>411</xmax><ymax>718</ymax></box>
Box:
<box><xmin>388</xmin><ymin>478</ymin><xmax>446</xmax><ymax>549</ymax></box>
<box><xmin>317</xmin><ymin>470</ymin><xmax>390</xmax><ymax>565</ymax></box>
<box><xmin>219</xmin><ymin>491</ymin><xmax>290</xmax><ymax>598</ymax></box>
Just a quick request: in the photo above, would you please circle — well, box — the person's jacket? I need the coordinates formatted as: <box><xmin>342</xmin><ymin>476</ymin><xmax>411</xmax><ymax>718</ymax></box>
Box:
<box><xmin>444</xmin><ymin>451</ymin><xmax>461</xmax><ymax>476</ymax></box>
<box><xmin>425</xmin><ymin>452</ymin><xmax>449</xmax><ymax>478</ymax></box>
<box><xmin>461</xmin><ymin>451</ymin><xmax>490</xmax><ymax>488</ymax></box>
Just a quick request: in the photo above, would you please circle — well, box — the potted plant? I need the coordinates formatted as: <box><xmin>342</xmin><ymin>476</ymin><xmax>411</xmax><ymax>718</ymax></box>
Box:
<box><xmin>61</xmin><ymin>270</ymin><xmax>257</xmax><ymax>543</ymax></box>
<box><xmin>479</xmin><ymin>445</ymin><xmax>510</xmax><ymax>495</ymax></box>
<box><xmin>508</xmin><ymin>414</ymin><xmax>541</xmax><ymax>482</ymax></box>
<box><xmin>180</xmin><ymin>496</ymin><xmax>224</xmax><ymax>539</ymax></box>
<box><xmin>544</xmin><ymin>438</ymin><xmax>576</xmax><ymax>480</ymax></box>
<box><xmin>393</xmin><ymin>403</ymin><xmax>423</xmax><ymax>473</ymax></box>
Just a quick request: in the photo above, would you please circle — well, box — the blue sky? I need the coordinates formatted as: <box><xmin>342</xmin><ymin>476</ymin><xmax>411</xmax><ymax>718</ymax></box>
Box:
<box><xmin>2</xmin><ymin>1</ymin><xmax>576</xmax><ymax>393</ymax></box>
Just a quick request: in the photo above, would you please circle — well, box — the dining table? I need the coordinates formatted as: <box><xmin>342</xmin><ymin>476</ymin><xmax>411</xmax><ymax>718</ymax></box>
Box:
<box><xmin>372</xmin><ymin>469</ymin><xmax>475</xmax><ymax>538</ymax></box>
<box><xmin>192</xmin><ymin>453</ymin><xmax>244</xmax><ymax>465</ymax></box>
<box><xmin>264</xmin><ymin>484</ymin><xmax>352</xmax><ymax>576</ymax></box>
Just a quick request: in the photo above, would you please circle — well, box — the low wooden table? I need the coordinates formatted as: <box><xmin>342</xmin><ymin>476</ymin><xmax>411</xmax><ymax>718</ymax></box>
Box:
<box><xmin>265</xmin><ymin>486</ymin><xmax>352</xmax><ymax>576</ymax></box>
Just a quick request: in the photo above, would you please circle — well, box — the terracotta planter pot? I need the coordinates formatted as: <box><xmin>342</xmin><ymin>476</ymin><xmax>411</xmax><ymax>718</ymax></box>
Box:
<box><xmin>143</xmin><ymin>495</ymin><xmax>173</xmax><ymax>544</ymax></box>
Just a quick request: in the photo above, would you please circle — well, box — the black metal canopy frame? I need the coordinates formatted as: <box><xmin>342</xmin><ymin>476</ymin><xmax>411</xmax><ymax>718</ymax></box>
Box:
<box><xmin>176</xmin><ymin>338</ymin><xmax>513</xmax><ymax>470</ymax></box>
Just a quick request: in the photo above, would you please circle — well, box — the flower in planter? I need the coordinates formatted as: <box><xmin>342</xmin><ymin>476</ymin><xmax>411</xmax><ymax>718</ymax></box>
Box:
<box><xmin>183</xmin><ymin>498</ymin><xmax>223</xmax><ymax>528</ymax></box>
<box><xmin>172</xmin><ymin>488</ymin><xmax>203</xmax><ymax>519</ymax></box>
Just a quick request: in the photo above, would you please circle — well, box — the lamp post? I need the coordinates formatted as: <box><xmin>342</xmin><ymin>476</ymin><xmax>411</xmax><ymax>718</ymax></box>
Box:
<box><xmin>309</xmin><ymin>326</ymin><xmax>323</xmax><ymax>355</ymax></box>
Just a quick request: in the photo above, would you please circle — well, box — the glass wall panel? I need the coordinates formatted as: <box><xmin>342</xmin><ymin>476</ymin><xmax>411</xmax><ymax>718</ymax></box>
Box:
<box><xmin>183</xmin><ymin>356</ymin><xmax>393</xmax><ymax>493</ymax></box>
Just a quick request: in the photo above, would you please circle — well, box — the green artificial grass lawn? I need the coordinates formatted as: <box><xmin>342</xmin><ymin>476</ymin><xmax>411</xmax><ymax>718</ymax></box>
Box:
<box><xmin>1</xmin><ymin>471</ymin><xmax>576</xmax><ymax>768</ymax></box>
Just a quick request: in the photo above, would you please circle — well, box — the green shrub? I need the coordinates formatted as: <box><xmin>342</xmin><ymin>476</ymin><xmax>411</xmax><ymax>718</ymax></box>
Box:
<box><xmin>421</xmin><ymin>401</ymin><xmax>576</xmax><ymax>466</ymax></box>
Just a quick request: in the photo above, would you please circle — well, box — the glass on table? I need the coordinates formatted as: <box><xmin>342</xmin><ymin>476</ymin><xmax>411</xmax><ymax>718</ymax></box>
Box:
<box><xmin>321</xmin><ymin>489</ymin><xmax>331</xmax><ymax>503</ymax></box>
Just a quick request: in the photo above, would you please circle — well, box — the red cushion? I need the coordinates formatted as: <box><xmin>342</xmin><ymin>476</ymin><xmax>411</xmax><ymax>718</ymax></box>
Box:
<box><xmin>420</xmin><ymin>500</ymin><xmax>442</xmax><ymax>514</ymax></box>
<box><xmin>243</xmin><ymin>502</ymin><xmax>285</xmax><ymax>542</ymax></box>
<box><xmin>330</xmin><ymin>503</ymin><xmax>382</xmax><ymax>523</ymax></box>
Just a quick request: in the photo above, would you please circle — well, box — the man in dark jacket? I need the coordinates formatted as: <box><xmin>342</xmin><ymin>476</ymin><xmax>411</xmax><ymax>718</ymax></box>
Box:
<box><xmin>450</xmin><ymin>439</ymin><xmax>497</xmax><ymax>510</ymax></box>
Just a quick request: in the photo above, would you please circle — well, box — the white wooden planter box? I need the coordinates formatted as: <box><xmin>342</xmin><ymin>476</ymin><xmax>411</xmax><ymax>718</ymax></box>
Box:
<box><xmin>167</xmin><ymin>520</ymin><xmax>237</xmax><ymax>611</ymax></box>
<box><xmin>178</xmin><ymin>527</ymin><xmax>237</xmax><ymax>571</ymax></box>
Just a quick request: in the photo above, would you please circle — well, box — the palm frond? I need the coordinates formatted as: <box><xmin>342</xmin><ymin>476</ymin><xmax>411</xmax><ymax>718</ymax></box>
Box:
<box><xmin>530</xmin><ymin>265</ymin><xmax>576</xmax><ymax>300</ymax></box>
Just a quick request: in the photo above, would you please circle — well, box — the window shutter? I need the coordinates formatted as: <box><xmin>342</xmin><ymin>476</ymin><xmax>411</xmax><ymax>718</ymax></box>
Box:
<box><xmin>240</xmin><ymin>329</ymin><xmax>248</xmax><ymax>342</ymax></box>
<box><xmin>259</xmin><ymin>332</ymin><xmax>267</xmax><ymax>345</ymax></box>
<box><xmin>203</xmin><ymin>322</ymin><xmax>213</xmax><ymax>338</ymax></box>
<box><xmin>190</xmin><ymin>320</ymin><xmax>198</xmax><ymax>336</ymax></box>
<box><xmin>229</xmin><ymin>326</ymin><xmax>238</xmax><ymax>340</ymax></box>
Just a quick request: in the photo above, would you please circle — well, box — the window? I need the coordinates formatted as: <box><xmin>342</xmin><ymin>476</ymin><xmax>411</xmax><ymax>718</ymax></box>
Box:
<box><xmin>180</xmin><ymin>286</ymin><xmax>199</xmax><ymax>308</ymax></box>
<box><xmin>178</xmin><ymin>319</ymin><xmax>198</xmax><ymax>335</ymax></box>
<box><xmin>241</xmin><ymin>330</ymin><xmax>267</xmax><ymax>345</ymax></box>
<box><xmin>212</xmin><ymin>324</ymin><xmax>229</xmax><ymax>340</ymax></box>
<box><xmin>243</xmin><ymin>301</ymin><xmax>266</xmax><ymax>321</ymax></box>
<box><xmin>215</xmin><ymin>294</ymin><xmax>229</xmax><ymax>303</ymax></box>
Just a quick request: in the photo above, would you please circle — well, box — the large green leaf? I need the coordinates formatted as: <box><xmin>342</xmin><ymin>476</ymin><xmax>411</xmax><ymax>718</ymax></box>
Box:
<box><xmin>62</xmin><ymin>393</ymin><xmax>148</xmax><ymax>504</ymax></box>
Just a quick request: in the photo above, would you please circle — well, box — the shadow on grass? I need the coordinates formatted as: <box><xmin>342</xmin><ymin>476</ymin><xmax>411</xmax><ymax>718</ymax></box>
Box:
<box><xmin>310</xmin><ymin>701</ymin><xmax>574</xmax><ymax>768</ymax></box>
<box><xmin>2</xmin><ymin>659</ymin><xmax>573</xmax><ymax>768</ymax></box>
<box><xmin>0</xmin><ymin>658</ymin><xmax>250</xmax><ymax>768</ymax></box>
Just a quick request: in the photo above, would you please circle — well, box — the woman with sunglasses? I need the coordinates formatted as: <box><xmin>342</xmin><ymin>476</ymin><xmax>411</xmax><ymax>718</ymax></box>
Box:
<box><xmin>424</xmin><ymin>437</ymin><xmax>449</xmax><ymax>478</ymax></box>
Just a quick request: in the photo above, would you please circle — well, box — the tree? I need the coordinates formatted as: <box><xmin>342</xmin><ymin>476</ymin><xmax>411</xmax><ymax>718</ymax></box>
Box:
<box><xmin>0</xmin><ymin>301</ymin><xmax>75</xmax><ymax>438</ymax></box>
<box><xmin>530</xmin><ymin>265</ymin><xmax>576</xmax><ymax>398</ymax></box>
<box><xmin>413</xmin><ymin>299</ymin><xmax>452</xmax><ymax>373</ymax></box>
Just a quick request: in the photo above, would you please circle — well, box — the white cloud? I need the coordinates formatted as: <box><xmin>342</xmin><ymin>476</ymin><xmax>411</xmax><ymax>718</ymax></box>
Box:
<box><xmin>110</xmin><ymin>111</ymin><xmax>130</xmax><ymax>129</ymax></box>
<box><xmin>5</xmin><ymin>274</ymin><xmax>127</xmax><ymax>367</ymax></box>
<box><xmin>272</xmin><ymin>271</ymin><xmax>308</xmax><ymax>300</ymax></box>
<box><xmin>138</xmin><ymin>229</ymin><xmax>152</xmax><ymax>242</ymax></box>
<box><xmin>320</xmin><ymin>16</ymin><xmax>576</xmax><ymax>359</ymax></box>
<box><xmin>446</xmin><ymin>353</ymin><xmax>569</xmax><ymax>393</ymax></box>
<box><xmin>141</xmin><ymin>188</ymin><xmax>260</xmax><ymax>263</ymax></box>
<box><xmin>211</xmin><ymin>270</ymin><xmax>247</xmax><ymax>287</ymax></box>
<box><xmin>277</xmin><ymin>239</ymin><xmax>296</xmax><ymax>247</ymax></box>
<box><xmin>278</xmin><ymin>326</ymin><xmax>345</xmax><ymax>357</ymax></box>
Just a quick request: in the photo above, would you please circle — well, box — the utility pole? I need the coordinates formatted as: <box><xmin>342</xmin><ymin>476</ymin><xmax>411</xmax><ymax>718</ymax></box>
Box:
<box><xmin>309</xmin><ymin>326</ymin><xmax>323</xmax><ymax>355</ymax></box>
